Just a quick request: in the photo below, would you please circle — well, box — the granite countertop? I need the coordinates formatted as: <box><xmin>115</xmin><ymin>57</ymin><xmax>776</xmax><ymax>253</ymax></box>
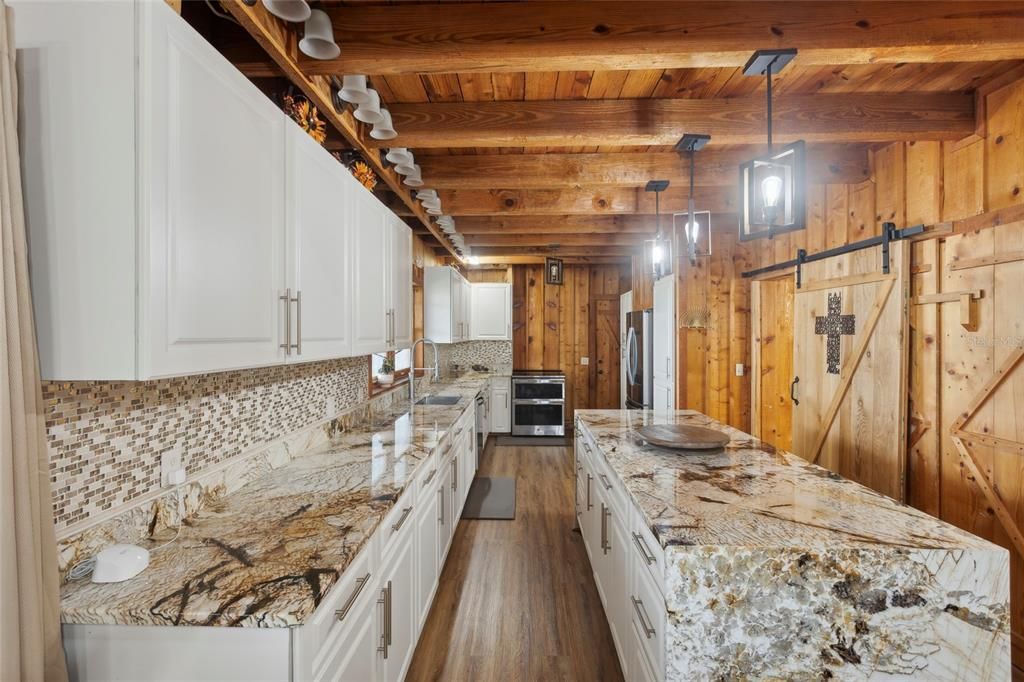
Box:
<box><xmin>60</xmin><ymin>372</ymin><xmax>493</xmax><ymax>628</ymax></box>
<box><xmin>574</xmin><ymin>409</ymin><xmax>996</xmax><ymax>553</ymax></box>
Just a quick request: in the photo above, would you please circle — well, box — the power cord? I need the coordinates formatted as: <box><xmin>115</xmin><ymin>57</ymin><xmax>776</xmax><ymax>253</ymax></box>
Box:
<box><xmin>64</xmin><ymin>481</ymin><xmax>186</xmax><ymax>582</ymax></box>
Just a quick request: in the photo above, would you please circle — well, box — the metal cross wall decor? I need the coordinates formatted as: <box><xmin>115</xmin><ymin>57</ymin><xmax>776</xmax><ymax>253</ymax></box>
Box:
<box><xmin>814</xmin><ymin>292</ymin><xmax>856</xmax><ymax>374</ymax></box>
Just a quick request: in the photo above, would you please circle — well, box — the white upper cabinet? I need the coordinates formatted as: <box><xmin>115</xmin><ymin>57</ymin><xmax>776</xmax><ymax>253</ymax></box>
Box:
<box><xmin>284</xmin><ymin>124</ymin><xmax>354</xmax><ymax>362</ymax></box>
<box><xmin>350</xmin><ymin>197</ymin><xmax>391</xmax><ymax>355</ymax></box>
<box><xmin>16</xmin><ymin>0</ymin><xmax>415</xmax><ymax>378</ymax></box>
<box><xmin>470</xmin><ymin>283</ymin><xmax>512</xmax><ymax>340</ymax></box>
<box><xmin>424</xmin><ymin>266</ymin><xmax>472</xmax><ymax>344</ymax></box>
<box><xmin>388</xmin><ymin>215</ymin><xmax>413</xmax><ymax>349</ymax></box>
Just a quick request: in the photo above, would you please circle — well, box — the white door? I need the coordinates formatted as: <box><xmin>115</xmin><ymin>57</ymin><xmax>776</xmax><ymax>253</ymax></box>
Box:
<box><xmin>471</xmin><ymin>283</ymin><xmax>512</xmax><ymax>340</ymax></box>
<box><xmin>606</xmin><ymin>508</ymin><xmax>631</xmax><ymax>675</ymax></box>
<box><xmin>461</xmin><ymin>278</ymin><xmax>473</xmax><ymax>342</ymax></box>
<box><xmin>351</xmin><ymin>195</ymin><xmax>390</xmax><ymax>354</ymax></box>
<box><xmin>389</xmin><ymin>216</ymin><xmax>413</xmax><ymax>349</ymax></box>
<box><xmin>380</xmin><ymin>536</ymin><xmax>416</xmax><ymax>682</ymax></box>
<box><xmin>490</xmin><ymin>379</ymin><xmax>511</xmax><ymax>433</ymax></box>
<box><xmin>437</xmin><ymin>467</ymin><xmax>454</xmax><ymax>566</ymax></box>
<box><xmin>142</xmin><ymin>2</ymin><xmax>286</xmax><ymax>377</ymax></box>
<box><xmin>285</xmin><ymin>124</ymin><xmax>353</xmax><ymax>362</ymax></box>
<box><xmin>652</xmin><ymin>276</ymin><xmax>675</xmax><ymax>386</ymax></box>
<box><xmin>654</xmin><ymin>379</ymin><xmax>674</xmax><ymax>414</ymax></box>
<box><xmin>620</xmin><ymin>291</ymin><xmax>633</xmax><ymax>409</ymax></box>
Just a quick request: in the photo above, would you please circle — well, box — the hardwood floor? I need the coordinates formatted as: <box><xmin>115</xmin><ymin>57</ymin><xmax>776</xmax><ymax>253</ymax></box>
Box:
<box><xmin>406</xmin><ymin>439</ymin><xmax>625</xmax><ymax>682</ymax></box>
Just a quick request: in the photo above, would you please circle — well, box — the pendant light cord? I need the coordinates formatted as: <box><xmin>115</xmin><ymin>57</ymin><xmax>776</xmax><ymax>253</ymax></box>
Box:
<box><xmin>765</xmin><ymin>59</ymin><xmax>774</xmax><ymax>150</ymax></box>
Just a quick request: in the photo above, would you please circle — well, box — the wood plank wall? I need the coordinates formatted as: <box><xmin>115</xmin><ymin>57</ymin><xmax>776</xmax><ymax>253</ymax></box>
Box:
<box><xmin>512</xmin><ymin>263</ymin><xmax>630</xmax><ymax>422</ymax></box>
<box><xmin>639</xmin><ymin>76</ymin><xmax>1024</xmax><ymax>668</ymax></box>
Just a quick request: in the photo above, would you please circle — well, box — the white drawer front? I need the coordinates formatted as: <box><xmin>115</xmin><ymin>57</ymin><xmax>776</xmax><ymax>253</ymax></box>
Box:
<box><xmin>630</xmin><ymin>503</ymin><xmax>667</xmax><ymax>598</ymax></box>
<box><xmin>630</xmin><ymin>547</ymin><xmax>666</xmax><ymax>677</ymax></box>
<box><xmin>305</xmin><ymin>546</ymin><xmax>376</xmax><ymax>680</ymax></box>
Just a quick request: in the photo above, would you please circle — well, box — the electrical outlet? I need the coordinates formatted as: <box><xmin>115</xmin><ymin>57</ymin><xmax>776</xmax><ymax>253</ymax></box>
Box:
<box><xmin>160</xmin><ymin>448</ymin><xmax>184</xmax><ymax>488</ymax></box>
<box><xmin>735</xmin><ymin>363</ymin><xmax>745</xmax><ymax>377</ymax></box>
<box><xmin>580</xmin><ymin>357</ymin><xmax>589</xmax><ymax>366</ymax></box>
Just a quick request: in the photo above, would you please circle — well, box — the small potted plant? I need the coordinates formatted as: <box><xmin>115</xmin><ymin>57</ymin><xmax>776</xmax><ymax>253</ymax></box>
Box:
<box><xmin>377</xmin><ymin>355</ymin><xmax>395</xmax><ymax>386</ymax></box>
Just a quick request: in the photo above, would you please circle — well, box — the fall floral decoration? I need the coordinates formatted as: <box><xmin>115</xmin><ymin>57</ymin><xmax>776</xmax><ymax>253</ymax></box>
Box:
<box><xmin>282</xmin><ymin>94</ymin><xmax>327</xmax><ymax>145</ymax></box>
<box><xmin>350</xmin><ymin>161</ymin><xmax>378</xmax><ymax>192</ymax></box>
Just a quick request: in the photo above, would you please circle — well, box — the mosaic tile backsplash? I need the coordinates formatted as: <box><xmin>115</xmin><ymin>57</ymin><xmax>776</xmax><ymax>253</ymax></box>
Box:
<box><xmin>44</xmin><ymin>357</ymin><xmax>368</xmax><ymax>533</ymax></box>
<box><xmin>45</xmin><ymin>341</ymin><xmax>510</xmax><ymax>535</ymax></box>
<box><xmin>439</xmin><ymin>340</ymin><xmax>512</xmax><ymax>374</ymax></box>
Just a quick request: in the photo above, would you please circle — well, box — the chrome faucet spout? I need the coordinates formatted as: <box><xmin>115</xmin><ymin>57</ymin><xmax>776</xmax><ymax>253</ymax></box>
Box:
<box><xmin>409</xmin><ymin>338</ymin><xmax>440</xmax><ymax>404</ymax></box>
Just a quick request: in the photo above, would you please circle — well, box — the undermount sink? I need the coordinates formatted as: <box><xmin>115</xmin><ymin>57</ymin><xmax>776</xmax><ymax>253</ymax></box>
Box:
<box><xmin>415</xmin><ymin>395</ymin><xmax>461</xmax><ymax>406</ymax></box>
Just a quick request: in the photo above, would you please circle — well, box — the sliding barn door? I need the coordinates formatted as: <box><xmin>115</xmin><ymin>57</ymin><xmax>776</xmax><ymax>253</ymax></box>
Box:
<box><xmin>791</xmin><ymin>241</ymin><xmax>910</xmax><ymax>501</ymax></box>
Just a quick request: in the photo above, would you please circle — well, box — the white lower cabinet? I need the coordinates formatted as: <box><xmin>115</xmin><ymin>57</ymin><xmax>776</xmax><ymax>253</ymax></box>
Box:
<box><xmin>379</xmin><ymin>528</ymin><xmax>417</xmax><ymax>682</ymax></box>
<box><xmin>326</xmin><ymin>604</ymin><xmax>378</xmax><ymax>682</ymax></box>
<box><xmin>414</xmin><ymin>468</ymin><xmax>441</xmax><ymax>633</ymax></box>
<box><xmin>489</xmin><ymin>377</ymin><xmax>512</xmax><ymax>434</ymax></box>
<box><xmin>576</xmin><ymin>427</ymin><xmax>666</xmax><ymax>682</ymax></box>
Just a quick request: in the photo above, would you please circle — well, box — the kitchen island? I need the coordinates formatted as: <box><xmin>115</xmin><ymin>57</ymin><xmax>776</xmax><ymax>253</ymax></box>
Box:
<box><xmin>574</xmin><ymin>409</ymin><xmax>1010</xmax><ymax>681</ymax></box>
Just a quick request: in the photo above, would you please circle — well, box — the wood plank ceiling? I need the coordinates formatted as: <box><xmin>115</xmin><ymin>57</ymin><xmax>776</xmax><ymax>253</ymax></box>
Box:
<box><xmin>218</xmin><ymin>0</ymin><xmax>1024</xmax><ymax>263</ymax></box>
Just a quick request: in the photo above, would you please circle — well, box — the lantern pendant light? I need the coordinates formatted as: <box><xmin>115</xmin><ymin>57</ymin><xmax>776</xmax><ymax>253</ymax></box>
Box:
<box><xmin>645</xmin><ymin>180</ymin><xmax>670</xmax><ymax>280</ymax></box>
<box><xmin>674</xmin><ymin>133</ymin><xmax>711</xmax><ymax>264</ymax></box>
<box><xmin>738</xmin><ymin>48</ymin><xmax>806</xmax><ymax>242</ymax></box>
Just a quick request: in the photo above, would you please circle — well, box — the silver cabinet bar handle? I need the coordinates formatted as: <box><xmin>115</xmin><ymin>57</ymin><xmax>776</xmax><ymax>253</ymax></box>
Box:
<box><xmin>392</xmin><ymin>506</ymin><xmax>413</xmax><ymax>532</ymax></box>
<box><xmin>335</xmin><ymin>572</ymin><xmax>371</xmax><ymax>621</ymax></box>
<box><xmin>438</xmin><ymin>487</ymin><xmax>445</xmax><ymax>525</ymax></box>
<box><xmin>600</xmin><ymin>503</ymin><xmax>609</xmax><ymax>553</ymax></box>
<box><xmin>294</xmin><ymin>290</ymin><xmax>302</xmax><ymax>355</ymax></box>
<box><xmin>386</xmin><ymin>580</ymin><xmax>393</xmax><ymax>647</ymax></box>
<box><xmin>598</xmin><ymin>473</ymin><xmax>613</xmax><ymax>491</ymax></box>
<box><xmin>424</xmin><ymin>468</ymin><xmax>437</xmax><ymax>486</ymax></box>
<box><xmin>376</xmin><ymin>586</ymin><xmax>388</xmax><ymax>658</ymax></box>
<box><xmin>451</xmin><ymin>458</ymin><xmax>458</xmax><ymax>493</ymax></box>
<box><xmin>279</xmin><ymin>289</ymin><xmax>292</xmax><ymax>355</ymax></box>
<box><xmin>586</xmin><ymin>474</ymin><xmax>593</xmax><ymax>510</ymax></box>
<box><xmin>632</xmin><ymin>532</ymin><xmax>656</xmax><ymax>565</ymax></box>
<box><xmin>632</xmin><ymin>596</ymin><xmax>656</xmax><ymax>638</ymax></box>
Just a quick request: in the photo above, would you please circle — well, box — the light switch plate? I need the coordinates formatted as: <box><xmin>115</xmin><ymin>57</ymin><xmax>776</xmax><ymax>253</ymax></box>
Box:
<box><xmin>735</xmin><ymin>363</ymin><xmax>745</xmax><ymax>377</ymax></box>
<box><xmin>580</xmin><ymin>357</ymin><xmax>589</xmax><ymax>366</ymax></box>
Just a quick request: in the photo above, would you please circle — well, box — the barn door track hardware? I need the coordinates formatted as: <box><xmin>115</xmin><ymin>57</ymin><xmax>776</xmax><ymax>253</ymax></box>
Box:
<box><xmin>741</xmin><ymin>222</ymin><xmax>925</xmax><ymax>287</ymax></box>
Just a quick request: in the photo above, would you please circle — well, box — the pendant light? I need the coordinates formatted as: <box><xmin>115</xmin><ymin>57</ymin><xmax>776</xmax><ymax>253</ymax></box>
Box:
<box><xmin>738</xmin><ymin>48</ymin><xmax>806</xmax><ymax>242</ymax></box>
<box><xmin>298</xmin><ymin>9</ymin><xmax>340</xmax><ymax>60</ymax></box>
<box><xmin>674</xmin><ymin>133</ymin><xmax>711</xmax><ymax>264</ymax></box>
<box><xmin>262</xmin><ymin>0</ymin><xmax>311</xmax><ymax>23</ymax></box>
<box><xmin>644</xmin><ymin>180</ymin><xmax>670</xmax><ymax>280</ymax></box>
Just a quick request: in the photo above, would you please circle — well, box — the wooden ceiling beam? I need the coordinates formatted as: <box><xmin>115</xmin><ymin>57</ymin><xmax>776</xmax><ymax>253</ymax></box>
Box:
<box><xmin>468</xmin><ymin>256</ymin><xmax>631</xmax><ymax>266</ymax></box>
<box><xmin>403</xmin><ymin>187</ymin><xmax>737</xmax><ymax>216</ymax></box>
<box><xmin>220</xmin><ymin>1</ymin><xmax>458</xmax><ymax>259</ymax></box>
<box><xmin>381</xmin><ymin>94</ymin><xmax>973</xmax><ymax>148</ymax></box>
<box><xmin>466</xmin><ymin>233</ymin><xmax>651</xmax><ymax>247</ymax></box>
<box><xmin>468</xmin><ymin>246</ymin><xmax>640</xmax><ymax>258</ymax></box>
<box><xmin>303</xmin><ymin>2</ymin><xmax>1024</xmax><ymax>75</ymax></box>
<box><xmin>420</xmin><ymin>145</ymin><xmax>869</xmax><ymax>189</ymax></box>
<box><xmin>455</xmin><ymin>216</ymin><xmax>657</xmax><ymax>234</ymax></box>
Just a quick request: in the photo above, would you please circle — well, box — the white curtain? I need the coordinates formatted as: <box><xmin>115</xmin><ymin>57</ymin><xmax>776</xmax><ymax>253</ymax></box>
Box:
<box><xmin>0</xmin><ymin>2</ymin><xmax>68</xmax><ymax>680</ymax></box>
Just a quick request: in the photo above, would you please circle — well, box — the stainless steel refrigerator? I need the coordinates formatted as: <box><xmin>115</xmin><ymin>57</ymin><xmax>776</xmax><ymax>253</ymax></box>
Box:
<box><xmin>625</xmin><ymin>309</ymin><xmax>653</xmax><ymax>409</ymax></box>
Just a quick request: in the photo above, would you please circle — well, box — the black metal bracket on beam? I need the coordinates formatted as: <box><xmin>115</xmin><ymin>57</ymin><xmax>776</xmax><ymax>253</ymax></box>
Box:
<box><xmin>742</xmin><ymin>222</ymin><xmax>926</xmax><ymax>286</ymax></box>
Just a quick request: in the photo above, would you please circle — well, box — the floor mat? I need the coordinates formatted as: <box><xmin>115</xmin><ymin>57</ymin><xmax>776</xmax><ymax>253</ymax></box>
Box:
<box><xmin>461</xmin><ymin>477</ymin><xmax>516</xmax><ymax>520</ymax></box>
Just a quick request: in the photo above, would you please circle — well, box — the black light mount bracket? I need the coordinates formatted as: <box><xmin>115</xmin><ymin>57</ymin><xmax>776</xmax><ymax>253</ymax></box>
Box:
<box><xmin>742</xmin><ymin>48</ymin><xmax>798</xmax><ymax>77</ymax></box>
<box><xmin>675</xmin><ymin>134</ymin><xmax>711</xmax><ymax>153</ymax></box>
<box><xmin>645</xmin><ymin>180</ymin><xmax>670</xmax><ymax>193</ymax></box>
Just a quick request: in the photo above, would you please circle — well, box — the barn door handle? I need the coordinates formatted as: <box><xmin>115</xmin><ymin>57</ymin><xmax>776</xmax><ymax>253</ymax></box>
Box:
<box><xmin>790</xmin><ymin>376</ymin><xmax>800</xmax><ymax>406</ymax></box>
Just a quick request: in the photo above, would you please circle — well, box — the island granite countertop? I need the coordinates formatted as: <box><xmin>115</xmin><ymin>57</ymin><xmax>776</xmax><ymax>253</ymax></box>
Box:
<box><xmin>574</xmin><ymin>409</ymin><xmax>1011</xmax><ymax>680</ymax></box>
<box><xmin>60</xmin><ymin>372</ymin><xmax>495</xmax><ymax>628</ymax></box>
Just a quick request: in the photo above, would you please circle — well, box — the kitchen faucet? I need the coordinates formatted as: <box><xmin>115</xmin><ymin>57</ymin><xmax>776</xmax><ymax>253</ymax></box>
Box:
<box><xmin>410</xmin><ymin>338</ymin><xmax>440</xmax><ymax>404</ymax></box>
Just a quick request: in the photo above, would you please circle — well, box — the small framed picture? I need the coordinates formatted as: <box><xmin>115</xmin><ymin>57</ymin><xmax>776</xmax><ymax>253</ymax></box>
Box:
<box><xmin>545</xmin><ymin>257</ymin><xmax>564</xmax><ymax>285</ymax></box>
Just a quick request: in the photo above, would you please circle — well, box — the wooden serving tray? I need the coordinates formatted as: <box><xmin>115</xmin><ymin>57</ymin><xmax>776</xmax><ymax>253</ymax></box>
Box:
<box><xmin>635</xmin><ymin>424</ymin><xmax>730</xmax><ymax>450</ymax></box>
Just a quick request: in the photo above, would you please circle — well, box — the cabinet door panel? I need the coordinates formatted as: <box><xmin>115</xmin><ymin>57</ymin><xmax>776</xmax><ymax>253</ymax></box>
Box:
<box><xmin>471</xmin><ymin>284</ymin><xmax>512</xmax><ymax>340</ymax></box>
<box><xmin>324</xmin><ymin>605</ymin><xmax>377</xmax><ymax>682</ymax></box>
<box><xmin>351</xmin><ymin>197</ymin><xmax>390</xmax><ymax>354</ymax></box>
<box><xmin>143</xmin><ymin>2</ymin><xmax>285</xmax><ymax>377</ymax></box>
<box><xmin>286</xmin><ymin>125</ymin><xmax>352</xmax><ymax>362</ymax></box>
<box><xmin>415</xmin><ymin>480</ymin><xmax>440</xmax><ymax>633</ymax></box>
<box><xmin>381</xmin><ymin>535</ymin><xmax>416</xmax><ymax>682</ymax></box>
<box><xmin>390</xmin><ymin>218</ymin><xmax>413</xmax><ymax>349</ymax></box>
<box><xmin>652</xmin><ymin>277</ymin><xmax>674</xmax><ymax>386</ymax></box>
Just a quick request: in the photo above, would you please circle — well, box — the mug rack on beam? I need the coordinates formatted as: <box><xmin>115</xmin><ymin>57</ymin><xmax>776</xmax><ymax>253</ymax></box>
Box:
<box><xmin>740</xmin><ymin>222</ymin><xmax>925</xmax><ymax>288</ymax></box>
